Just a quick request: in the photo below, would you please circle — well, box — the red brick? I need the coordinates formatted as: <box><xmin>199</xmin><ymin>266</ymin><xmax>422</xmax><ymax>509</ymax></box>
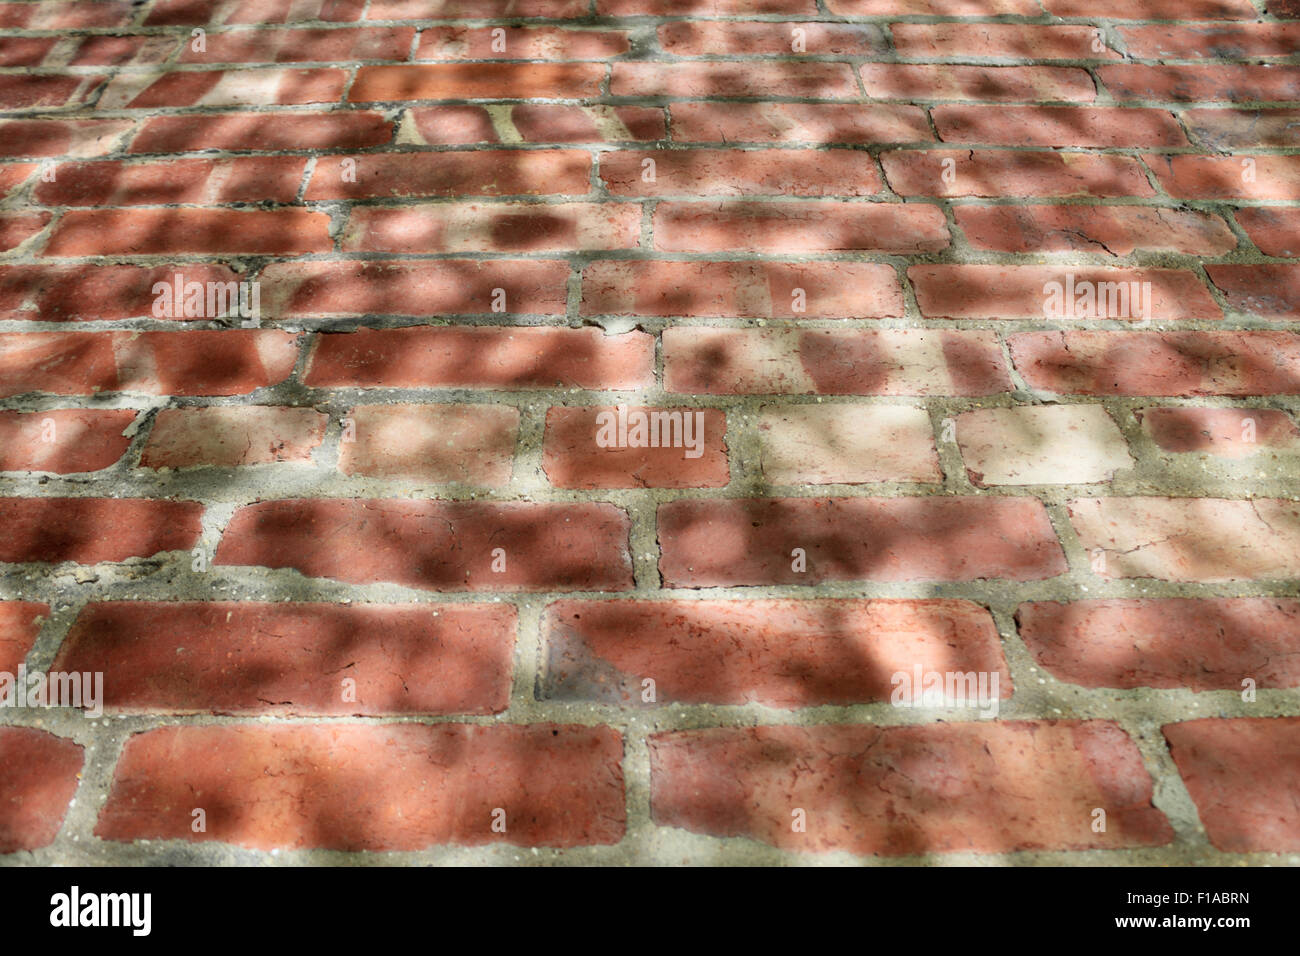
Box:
<box><xmin>69</xmin><ymin>35</ymin><xmax>176</xmax><ymax>67</ymax></box>
<box><xmin>1042</xmin><ymin>0</ymin><xmax>1256</xmax><ymax>15</ymax></box>
<box><xmin>45</xmin><ymin>209</ymin><xmax>333</xmax><ymax>256</ymax></box>
<box><xmin>892</xmin><ymin>23</ymin><xmax>1120</xmax><ymax>60</ymax></box>
<box><xmin>602</xmin><ymin>148</ymin><xmax>881</xmax><ymax>197</ymax></box>
<box><xmin>343</xmin><ymin>203</ymin><xmax>640</xmax><ymax>253</ymax></box>
<box><xmin>1208</xmin><ymin>264</ymin><xmax>1300</xmax><ymax>319</ymax></box>
<box><xmin>0</xmin><ymin>0</ymin><xmax>132</xmax><ymax>28</ymax></box>
<box><xmin>0</xmin><ymin>330</ymin><xmax>299</xmax><ymax>398</ymax></box>
<box><xmin>1236</xmin><ymin>207</ymin><xmax>1300</xmax><ymax>257</ymax></box>
<box><xmin>542</xmin><ymin>405</ymin><xmax>729</xmax><ymax>489</ymax></box>
<box><xmin>147</xmin><ymin>0</ymin><xmax>365</xmax><ymax>24</ymax></box>
<box><xmin>402</xmin><ymin>105</ymin><xmax>498</xmax><ymax>143</ymax></box>
<box><xmin>1008</xmin><ymin>331</ymin><xmax>1300</xmax><ymax>396</ymax></box>
<box><xmin>0</xmin><ymin>163</ymin><xmax>35</xmax><ymax>200</ymax></box>
<box><xmin>35</xmin><ymin>157</ymin><xmax>308</xmax><ymax>206</ymax></box>
<box><xmin>0</xmin><ymin>119</ymin><xmax>134</xmax><ymax>159</ymax></box>
<box><xmin>306</xmin><ymin>327</ymin><xmax>652</xmax><ymax>390</ymax></box>
<box><xmin>338</xmin><ymin>404</ymin><xmax>519</xmax><ymax>484</ymax></box>
<box><xmin>129</xmin><ymin>111</ymin><xmax>392</xmax><ymax>153</ymax></box>
<box><xmin>0</xmin><ymin>601</ymin><xmax>47</xmax><ymax>675</ymax></box>
<box><xmin>1101</xmin><ymin>65</ymin><xmax>1300</xmax><ymax>104</ymax></box>
<box><xmin>602</xmin><ymin>0</ymin><xmax>815</xmax><ymax>12</ymax></box>
<box><xmin>658</xmin><ymin>22</ymin><xmax>882</xmax><ymax>56</ymax></box>
<box><xmin>827</xmin><ymin>0</ymin><xmax>1038</xmax><ymax>11</ymax></box>
<box><xmin>883</xmin><ymin>149</ymin><xmax>1153</xmax><ymax>198</ymax></box>
<box><xmin>1069</xmin><ymin>497</ymin><xmax>1300</xmax><ymax>582</ymax></box>
<box><xmin>181</xmin><ymin>26</ymin><xmax>414</xmax><ymax>63</ymax></box>
<box><xmin>759</xmin><ymin>403</ymin><xmax>941</xmax><ymax>484</ymax></box>
<box><xmin>1119</xmin><ymin>24</ymin><xmax>1300</xmax><ymax>60</ymax></box>
<box><xmin>141</xmin><ymin>406</ymin><xmax>328</xmax><ymax>469</ymax></box>
<box><xmin>650</xmin><ymin>721</ymin><xmax>1172</xmax><ymax>854</ymax></box>
<box><xmin>1019</xmin><ymin>598</ymin><xmax>1300</xmax><ymax>691</ymax></box>
<box><xmin>350</xmin><ymin>64</ymin><xmax>605</xmax><ymax>102</ymax></box>
<box><xmin>372</xmin><ymin>0</ymin><xmax>587</xmax><ymax>16</ymax></box>
<box><xmin>670</xmin><ymin>102</ymin><xmax>931</xmax><ymax>144</ymax></box>
<box><xmin>104</xmin><ymin>68</ymin><xmax>347</xmax><ymax>109</ymax></box>
<box><xmin>97</xmin><ymin>723</ymin><xmax>624</xmax><ymax>850</ymax></box>
<box><xmin>861</xmin><ymin>65</ymin><xmax>1094</xmax><ymax>102</ymax></box>
<box><xmin>956</xmin><ymin>206</ymin><xmax>1236</xmax><ymax>256</ymax></box>
<box><xmin>1146</xmin><ymin>154</ymin><xmax>1300</xmax><ymax>200</ymax></box>
<box><xmin>0</xmin><ymin>497</ymin><xmax>203</xmax><ymax>564</ymax></box>
<box><xmin>216</xmin><ymin>498</ymin><xmax>631</xmax><ymax>590</ymax></box>
<box><xmin>1182</xmin><ymin>109</ymin><xmax>1300</xmax><ymax>150</ymax></box>
<box><xmin>417</xmin><ymin>26</ymin><xmax>629</xmax><ymax>60</ymax></box>
<box><xmin>0</xmin><ymin>75</ymin><xmax>103</xmax><ymax>110</ymax></box>
<box><xmin>658</xmin><ymin>496</ymin><xmax>1066</xmax><ymax>586</ymax></box>
<box><xmin>0</xmin><ymin>264</ymin><xmax>248</xmax><ymax>322</ymax></box>
<box><xmin>933</xmin><ymin>106</ymin><xmax>1187</xmax><ymax>148</ymax></box>
<box><xmin>665</xmin><ymin>328</ymin><xmax>1011</xmax><ymax>396</ymax></box>
<box><xmin>306</xmin><ymin>150</ymin><xmax>590</xmax><ymax>199</ymax></box>
<box><xmin>0</xmin><ymin>38</ymin><xmax>56</xmax><ymax>68</ymax></box>
<box><xmin>0</xmin><ymin>214</ymin><xmax>48</xmax><ymax>252</ymax></box>
<box><xmin>911</xmin><ymin>266</ymin><xmax>1221</xmax><ymax>321</ymax></box>
<box><xmin>654</xmin><ymin>202</ymin><xmax>947</xmax><ymax>253</ymax></box>
<box><xmin>262</xmin><ymin>260</ymin><xmax>569</xmax><ymax>318</ymax></box>
<box><xmin>510</xmin><ymin>105</ymin><xmax>665</xmax><ymax>143</ymax></box>
<box><xmin>611</xmin><ymin>63</ymin><xmax>858</xmax><ymax>99</ymax></box>
<box><xmin>1139</xmin><ymin>406</ymin><xmax>1300</xmax><ymax>458</ymax></box>
<box><xmin>0</xmin><ymin>729</ymin><xmax>83</xmax><ymax>854</ymax></box>
<box><xmin>543</xmin><ymin>598</ymin><xmax>1007</xmax><ymax>706</ymax></box>
<box><xmin>0</xmin><ymin>409</ymin><xmax>135</xmax><ymax>473</ymax></box>
<box><xmin>56</xmin><ymin>602</ymin><xmax>516</xmax><ymax>716</ymax></box>
<box><xmin>582</xmin><ymin>261</ymin><xmax>903</xmax><ymax>318</ymax></box>
<box><xmin>1164</xmin><ymin>718</ymin><xmax>1300</xmax><ymax>853</ymax></box>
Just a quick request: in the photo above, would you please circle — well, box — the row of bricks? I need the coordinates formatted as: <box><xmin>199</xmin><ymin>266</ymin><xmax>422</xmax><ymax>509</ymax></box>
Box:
<box><xmin>1</xmin><ymin>107</ymin><xmax>1292</xmax><ymax>157</ymax></box>
<box><xmin>9</xmin><ymin>327</ymin><xmax>1300</xmax><ymax>395</ymax></box>
<box><xmin>1</xmin><ymin>0</ymin><xmax>1291</xmax><ymax>29</ymax></box>
<box><xmin>13</xmin><ymin>151</ymin><xmax>1300</xmax><ymax>202</ymax></box>
<box><xmin>17</xmin><ymin>64</ymin><xmax>1300</xmax><ymax>110</ymax></box>
<box><xmin>0</xmin><ymin>402</ymin><xmax>1294</xmax><ymax>479</ymax></box>
<box><xmin>5</xmin><ymin>597</ymin><xmax>1300</xmax><ymax>706</ymax></box>
<box><xmin>3</xmin><ymin>716</ymin><xmax>1295</xmax><ymax>854</ymax></box>
<box><xmin>10</xmin><ymin>22</ymin><xmax>1300</xmax><ymax>66</ymax></box>
<box><xmin>3</xmin><ymin>493</ymin><xmax>1300</xmax><ymax>583</ymax></box>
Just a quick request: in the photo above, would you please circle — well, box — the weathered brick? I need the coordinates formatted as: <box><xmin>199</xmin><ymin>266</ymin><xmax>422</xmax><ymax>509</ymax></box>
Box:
<box><xmin>582</xmin><ymin>261</ymin><xmax>904</xmax><ymax>318</ymax></box>
<box><xmin>611</xmin><ymin>62</ymin><xmax>858</xmax><ymax>99</ymax></box>
<box><xmin>0</xmin><ymin>263</ymin><xmax>248</xmax><ymax>322</ymax></box>
<box><xmin>1018</xmin><ymin>598</ymin><xmax>1300</xmax><ymax>691</ymax></box>
<box><xmin>140</xmin><ymin>406</ymin><xmax>328</xmax><ymax>469</ymax></box>
<box><xmin>1101</xmin><ymin>65</ymin><xmax>1300</xmax><ymax>103</ymax></box>
<box><xmin>1208</xmin><ymin>264</ymin><xmax>1300</xmax><ymax>318</ymax></box>
<box><xmin>35</xmin><ymin>157</ymin><xmax>308</xmax><ymax>206</ymax></box>
<box><xmin>350</xmin><ymin>64</ymin><xmax>605</xmax><ymax>101</ymax></box>
<box><xmin>542</xmin><ymin>598</ymin><xmax>1007</xmax><ymax>706</ymax></box>
<box><xmin>0</xmin><ymin>74</ymin><xmax>103</xmax><ymax>110</ymax></box>
<box><xmin>665</xmin><ymin>328</ymin><xmax>1011</xmax><ymax>396</ymax></box>
<box><xmin>658</xmin><ymin>496</ymin><xmax>1066</xmax><ymax>586</ymax></box>
<box><xmin>1008</xmin><ymin>331</ymin><xmax>1300</xmax><ymax>396</ymax></box>
<box><xmin>148</xmin><ymin>0</ymin><xmax>365</xmax><ymax>25</ymax></box>
<box><xmin>0</xmin><ymin>497</ymin><xmax>203</xmax><ymax>564</ymax></box>
<box><xmin>892</xmin><ymin>23</ymin><xmax>1120</xmax><ymax>59</ymax></box>
<box><xmin>1164</xmin><ymin>718</ymin><xmax>1300</xmax><ymax>853</ymax></box>
<box><xmin>306</xmin><ymin>150</ymin><xmax>591</xmax><ymax>199</ymax></box>
<box><xmin>654</xmin><ymin>202</ymin><xmax>948</xmax><ymax>253</ymax></box>
<box><xmin>670</xmin><ymin>102</ymin><xmax>931</xmax><ymax>143</ymax></box>
<box><xmin>45</xmin><ymin>209</ymin><xmax>333</xmax><ymax>256</ymax></box>
<box><xmin>0</xmin><ymin>601</ymin><xmax>46</xmax><ymax>675</ymax></box>
<box><xmin>1145</xmin><ymin>154</ymin><xmax>1300</xmax><ymax>200</ymax></box>
<box><xmin>1236</xmin><ymin>207</ymin><xmax>1300</xmax><ymax>257</ymax></box>
<box><xmin>343</xmin><ymin>203</ymin><xmax>641</xmax><ymax>253</ymax></box>
<box><xmin>1119</xmin><ymin>24</ymin><xmax>1300</xmax><ymax>60</ymax></box>
<box><xmin>0</xmin><ymin>0</ymin><xmax>133</xmax><ymax>28</ymax></box>
<box><xmin>305</xmin><ymin>327</ymin><xmax>653</xmax><ymax>389</ymax></box>
<box><xmin>97</xmin><ymin>724</ymin><xmax>624</xmax><ymax>850</ymax></box>
<box><xmin>933</xmin><ymin>106</ymin><xmax>1187</xmax><ymax>147</ymax></box>
<box><xmin>1069</xmin><ymin>496</ymin><xmax>1300</xmax><ymax>582</ymax></box>
<box><xmin>372</xmin><ymin>0</ymin><xmax>587</xmax><ymax>17</ymax></box>
<box><xmin>0</xmin><ymin>409</ymin><xmax>135</xmax><ymax>473</ymax></box>
<box><xmin>860</xmin><ymin>65</ymin><xmax>1095</xmax><ymax>102</ymax></box>
<box><xmin>216</xmin><ymin>499</ymin><xmax>634</xmax><ymax>591</ymax></box>
<box><xmin>129</xmin><ymin>111</ymin><xmax>392</xmax><ymax>153</ymax></box>
<box><xmin>650</xmin><ymin>722</ymin><xmax>1172</xmax><ymax>854</ymax></box>
<box><xmin>956</xmin><ymin>206</ymin><xmax>1236</xmax><ymax>256</ymax></box>
<box><xmin>1138</xmin><ymin>406</ymin><xmax>1300</xmax><ymax>458</ymax></box>
<box><xmin>1042</xmin><ymin>0</ymin><xmax>1256</xmax><ymax>16</ymax></box>
<box><xmin>757</xmin><ymin>403</ymin><xmax>941</xmax><ymax>484</ymax></box>
<box><xmin>601</xmin><ymin>148</ymin><xmax>882</xmax><ymax>196</ymax></box>
<box><xmin>0</xmin><ymin>118</ymin><xmax>135</xmax><ymax>159</ymax></box>
<box><xmin>0</xmin><ymin>729</ymin><xmax>83</xmax><ymax>854</ymax></box>
<box><xmin>56</xmin><ymin>602</ymin><xmax>517</xmax><ymax>715</ymax></box>
<box><xmin>1182</xmin><ymin>109</ymin><xmax>1300</xmax><ymax>150</ymax></box>
<box><xmin>883</xmin><ymin>149</ymin><xmax>1154</xmax><ymax>198</ymax></box>
<box><xmin>180</xmin><ymin>26</ymin><xmax>414</xmax><ymax>63</ymax></box>
<box><xmin>659</xmin><ymin>21</ymin><xmax>881</xmax><ymax>56</ymax></box>
<box><xmin>101</xmin><ymin>68</ymin><xmax>347</xmax><ymax>109</ymax></box>
<box><xmin>417</xmin><ymin>26</ymin><xmax>629</xmax><ymax>60</ymax></box>
<box><xmin>956</xmin><ymin>405</ymin><xmax>1133</xmax><ymax>486</ymax></box>
<box><xmin>338</xmin><ymin>404</ymin><xmax>519</xmax><ymax>484</ymax></box>
<box><xmin>541</xmin><ymin>405</ymin><xmax>729</xmax><ymax>488</ymax></box>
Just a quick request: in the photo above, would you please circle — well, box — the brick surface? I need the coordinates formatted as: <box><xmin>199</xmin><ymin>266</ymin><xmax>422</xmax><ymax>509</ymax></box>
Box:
<box><xmin>650</xmin><ymin>722</ymin><xmax>1173</xmax><ymax>854</ymax></box>
<box><xmin>1</xmin><ymin>0</ymin><xmax>1296</xmax><ymax>867</ymax></box>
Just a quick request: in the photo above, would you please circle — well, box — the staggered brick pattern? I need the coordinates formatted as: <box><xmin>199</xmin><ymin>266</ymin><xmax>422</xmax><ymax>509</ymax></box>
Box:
<box><xmin>0</xmin><ymin>0</ymin><xmax>1298</xmax><ymax>865</ymax></box>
